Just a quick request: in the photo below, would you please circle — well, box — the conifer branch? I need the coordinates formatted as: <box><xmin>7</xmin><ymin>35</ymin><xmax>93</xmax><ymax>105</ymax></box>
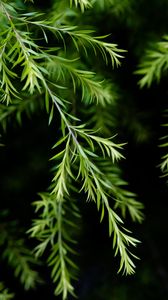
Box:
<box><xmin>48</xmin><ymin>124</ymin><xmax>140</xmax><ymax>275</ymax></box>
<box><xmin>45</xmin><ymin>55</ymin><xmax>113</xmax><ymax>105</ymax></box>
<box><xmin>29</xmin><ymin>192</ymin><xmax>79</xmax><ymax>299</ymax></box>
<box><xmin>76</xmin><ymin>150</ymin><xmax>140</xmax><ymax>274</ymax></box>
<box><xmin>0</xmin><ymin>1</ymin><xmax>143</xmax><ymax>299</ymax></box>
<box><xmin>69</xmin><ymin>30</ymin><xmax>125</xmax><ymax>67</ymax></box>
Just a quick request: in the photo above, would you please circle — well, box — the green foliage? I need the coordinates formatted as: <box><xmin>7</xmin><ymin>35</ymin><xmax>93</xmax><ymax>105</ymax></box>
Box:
<box><xmin>0</xmin><ymin>212</ymin><xmax>41</xmax><ymax>297</ymax></box>
<box><xmin>110</xmin><ymin>167</ymin><xmax>144</xmax><ymax>223</ymax></box>
<box><xmin>3</xmin><ymin>237</ymin><xmax>41</xmax><ymax>290</ymax></box>
<box><xmin>136</xmin><ymin>36</ymin><xmax>168</xmax><ymax>88</ymax></box>
<box><xmin>0</xmin><ymin>0</ymin><xmax>144</xmax><ymax>299</ymax></box>
<box><xmin>136</xmin><ymin>36</ymin><xmax>168</xmax><ymax>179</ymax></box>
<box><xmin>70</xmin><ymin>0</ymin><xmax>91</xmax><ymax>12</ymax></box>
<box><xmin>159</xmin><ymin>110</ymin><xmax>168</xmax><ymax>178</ymax></box>
<box><xmin>29</xmin><ymin>192</ymin><xmax>80</xmax><ymax>299</ymax></box>
<box><xmin>0</xmin><ymin>283</ymin><xmax>14</xmax><ymax>300</ymax></box>
<box><xmin>93</xmin><ymin>0</ymin><xmax>133</xmax><ymax>15</ymax></box>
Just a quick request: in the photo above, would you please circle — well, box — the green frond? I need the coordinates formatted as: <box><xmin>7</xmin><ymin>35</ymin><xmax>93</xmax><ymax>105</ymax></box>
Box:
<box><xmin>9</xmin><ymin>32</ymin><xmax>45</xmax><ymax>94</ymax></box>
<box><xmin>108</xmin><ymin>206</ymin><xmax>140</xmax><ymax>275</ymax></box>
<box><xmin>48</xmin><ymin>200</ymin><xmax>77</xmax><ymax>299</ymax></box>
<box><xmin>86</xmin><ymin>133</ymin><xmax>124</xmax><ymax>161</ymax></box>
<box><xmin>45</xmin><ymin>55</ymin><xmax>113</xmax><ymax>105</ymax></box>
<box><xmin>22</xmin><ymin>20</ymin><xmax>124</xmax><ymax>68</ymax></box>
<box><xmin>0</xmin><ymin>216</ymin><xmax>41</xmax><ymax>291</ymax></box>
<box><xmin>3</xmin><ymin>238</ymin><xmax>41</xmax><ymax>290</ymax></box>
<box><xmin>0</xmin><ymin>95</ymin><xmax>43</xmax><ymax>129</ymax></box>
<box><xmin>73</xmin><ymin>127</ymin><xmax>124</xmax><ymax>162</ymax></box>
<box><xmin>136</xmin><ymin>36</ymin><xmax>168</xmax><ymax>88</ymax></box>
<box><xmin>109</xmin><ymin>167</ymin><xmax>144</xmax><ymax>223</ymax></box>
<box><xmin>84</xmin><ymin>83</ymin><xmax>118</xmax><ymax>135</ymax></box>
<box><xmin>29</xmin><ymin>192</ymin><xmax>80</xmax><ymax>299</ymax></box>
<box><xmin>0</xmin><ymin>283</ymin><xmax>14</xmax><ymax>300</ymax></box>
<box><xmin>46</xmin><ymin>91</ymin><xmax>124</xmax><ymax>164</ymax></box>
<box><xmin>55</xmin><ymin>134</ymin><xmax>140</xmax><ymax>274</ymax></box>
<box><xmin>70</xmin><ymin>0</ymin><xmax>92</xmax><ymax>12</ymax></box>
<box><xmin>0</xmin><ymin>3</ymin><xmax>44</xmax><ymax>100</ymax></box>
<box><xmin>160</xmin><ymin>153</ymin><xmax>168</xmax><ymax>176</ymax></box>
<box><xmin>88</xmin><ymin>105</ymin><xmax>117</xmax><ymax>135</ymax></box>
<box><xmin>76</xmin><ymin>156</ymin><xmax>140</xmax><ymax>274</ymax></box>
<box><xmin>29</xmin><ymin>112</ymin><xmax>138</xmax><ymax>289</ymax></box>
<box><xmin>159</xmin><ymin>111</ymin><xmax>168</xmax><ymax>178</ymax></box>
<box><xmin>115</xmin><ymin>196</ymin><xmax>144</xmax><ymax>223</ymax></box>
<box><xmin>0</xmin><ymin>0</ymin><xmax>124</xmax><ymax>113</ymax></box>
<box><xmin>92</xmin><ymin>161</ymin><xmax>144</xmax><ymax>223</ymax></box>
<box><xmin>0</xmin><ymin>1</ymin><xmax>143</xmax><ymax>299</ymax></box>
<box><xmin>69</xmin><ymin>30</ymin><xmax>125</xmax><ymax>67</ymax></box>
<box><xmin>51</xmin><ymin>135</ymin><xmax>74</xmax><ymax>197</ymax></box>
<box><xmin>0</xmin><ymin>29</ymin><xmax>19</xmax><ymax>103</ymax></box>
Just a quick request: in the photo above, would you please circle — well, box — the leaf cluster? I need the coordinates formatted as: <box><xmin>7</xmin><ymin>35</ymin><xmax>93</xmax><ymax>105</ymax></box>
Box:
<box><xmin>0</xmin><ymin>282</ymin><xmax>14</xmax><ymax>300</ymax></box>
<box><xmin>0</xmin><ymin>215</ymin><xmax>41</xmax><ymax>296</ymax></box>
<box><xmin>136</xmin><ymin>36</ymin><xmax>168</xmax><ymax>88</ymax></box>
<box><xmin>0</xmin><ymin>0</ymin><xmax>144</xmax><ymax>299</ymax></box>
<box><xmin>136</xmin><ymin>36</ymin><xmax>168</xmax><ymax>180</ymax></box>
<box><xmin>29</xmin><ymin>192</ymin><xmax>80</xmax><ymax>299</ymax></box>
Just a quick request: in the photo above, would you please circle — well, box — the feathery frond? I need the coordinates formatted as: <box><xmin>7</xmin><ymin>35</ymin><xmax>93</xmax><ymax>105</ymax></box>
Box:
<box><xmin>135</xmin><ymin>36</ymin><xmax>168</xmax><ymax>182</ymax></box>
<box><xmin>69</xmin><ymin>30</ymin><xmax>125</xmax><ymax>67</ymax></box>
<box><xmin>48</xmin><ymin>125</ymin><xmax>140</xmax><ymax>275</ymax></box>
<box><xmin>136</xmin><ymin>36</ymin><xmax>168</xmax><ymax>88</ymax></box>
<box><xmin>0</xmin><ymin>1</ymin><xmax>143</xmax><ymax>299</ymax></box>
<box><xmin>29</xmin><ymin>192</ymin><xmax>80</xmax><ymax>299</ymax></box>
<box><xmin>45</xmin><ymin>55</ymin><xmax>113</xmax><ymax>105</ymax></box>
<box><xmin>3</xmin><ymin>238</ymin><xmax>41</xmax><ymax>290</ymax></box>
